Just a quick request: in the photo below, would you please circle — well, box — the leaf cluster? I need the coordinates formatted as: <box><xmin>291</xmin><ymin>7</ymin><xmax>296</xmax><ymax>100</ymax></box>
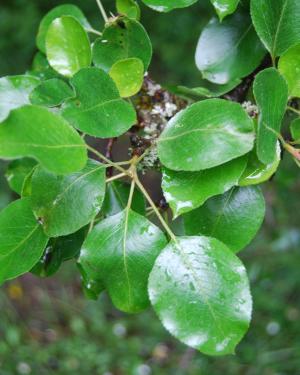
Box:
<box><xmin>1</xmin><ymin>0</ymin><xmax>300</xmax><ymax>356</ymax></box>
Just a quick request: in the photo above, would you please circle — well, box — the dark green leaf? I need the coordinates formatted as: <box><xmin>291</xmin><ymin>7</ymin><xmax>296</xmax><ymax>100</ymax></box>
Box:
<box><xmin>46</xmin><ymin>16</ymin><xmax>91</xmax><ymax>77</ymax></box>
<box><xmin>30</xmin><ymin>160</ymin><xmax>106</xmax><ymax>237</ymax></box>
<box><xmin>0</xmin><ymin>105</ymin><xmax>87</xmax><ymax>175</ymax></box>
<box><xmin>0</xmin><ymin>75</ymin><xmax>40</xmax><ymax>122</ymax></box>
<box><xmin>92</xmin><ymin>17</ymin><xmax>152</xmax><ymax>72</ymax></box>
<box><xmin>141</xmin><ymin>0</ymin><xmax>198</xmax><ymax>12</ymax></box>
<box><xmin>162</xmin><ymin>156</ymin><xmax>247</xmax><ymax>217</ymax></box>
<box><xmin>149</xmin><ymin>236</ymin><xmax>252</xmax><ymax>355</ymax></box>
<box><xmin>157</xmin><ymin>99</ymin><xmax>254</xmax><ymax>171</ymax></box>
<box><xmin>62</xmin><ymin>67</ymin><xmax>136</xmax><ymax>138</ymax></box>
<box><xmin>0</xmin><ymin>198</ymin><xmax>48</xmax><ymax>284</ymax></box>
<box><xmin>239</xmin><ymin>142</ymin><xmax>281</xmax><ymax>186</ymax></box>
<box><xmin>278</xmin><ymin>43</ymin><xmax>300</xmax><ymax>98</ymax></box>
<box><xmin>31</xmin><ymin>229</ymin><xmax>86</xmax><ymax>277</ymax></box>
<box><xmin>195</xmin><ymin>12</ymin><xmax>266</xmax><ymax>84</ymax></box>
<box><xmin>78</xmin><ymin>263</ymin><xmax>105</xmax><ymax>300</ymax></box>
<box><xmin>254</xmin><ymin>68</ymin><xmax>288</xmax><ymax>164</ymax></box>
<box><xmin>102</xmin><ymin>181</ymin><xmax>146</xmax><ymax>216</ymax></box>
<box><xmin>251</xmin><ymin>0</ymin><xmax>300</xmax><ymax>58</ymax></box>
<box><xmin>78</xmin><ymin>209</ymin><xmax>167</xmax><ymax>313</ymax></box>
<box><xmin>109</xmin><ymin>58</ymin><xmax>144</xmax><ymax>97</ymax></box>
<box><xmin>184</xmin><ymin>186</ymin><xmax>265</xmax><ymax>253</ymax></box>
<box><xmin>36</xmin><ymin>4</ymin><xmax>91</xmax><ymax>54</ymax></box>
<box><xmin>5</xmin><ymin>158</ymin><xmax>37</xmax><ymax>195</ymax></box>
<box><xmin>30</xmin><ymin>78</ymin><xmax>74</xmax><ymax>107</ymax></box>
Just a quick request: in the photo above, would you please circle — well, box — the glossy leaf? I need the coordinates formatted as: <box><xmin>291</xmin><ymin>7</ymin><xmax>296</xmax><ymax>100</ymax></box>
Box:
<box><xmin>36</xmin><ymin>4</ymin><xmax>91</xmax><ymax>53</ymax></box>
<box><xmin>278</xmin><ymin>44</ymin><xmax>300</xmax><ymax>98</ymax></box>
<box><xmin>184</xmin><ymin>186</ymin><xmax>265</xmax><ymax>253</ymax></box>
<box><xmin>5</xmin><ymin>158</ymin><xmax>37</xmax><ymax>195</ymax></box>
<box><xmin>102</xmin><ymin>181</ymin><xmax>146</xmax><ymax>216</ymax></box>
<box><xmin>148</xmin><ymin>236</ymin><xmax>252</xmax><ymax>355</ymax></box>
<box><xmin>30</xmin><ymin>78</ymin><xmax>74</xmax><ymax>107</ymax></box>
<box><xmin>0</xmin><ymin>75</ymin><xmax>40</xmax><ymax>122</ymax></box>
<box><xmin>79</xmin><ymin>265</ymin><xmax>105</xmax><ymax>300</ymax></box>
<box><xmin>31</xmin><ymin>229</ymin><xmax>86</xmax><ymax>277</ymax></box>
<box><xmin>290</xmin><ymin>118</ymin><xmax>300</xmax><ymax>143</ymax></box>
<box><xmin>211</xmin><ymin>0</ymin><xmax>239</xmax><ymax>20</ymax></box>
<box><xmin>109</xmin><ymin>58</ymin><xmax>144</xmax><ymax>97</ymax></box>
<box><xmin>116</xmin><ymin>0</ymin><xmax>141</xmax><ymax>19</ymax></box>
<box><xmin>141</xmin><ymin>0</ymin><xmax>198</xmax><ymax>12</ymax></box>
<box><xmin>30</xmin><ymin>160</ymin><xmax>106</xmax><ymax>237</ymax></box>
<box><xmin>162</xmin><ymin>156</ymin><xmax>247</xmax><ymax>217</ymax></box>
<box><xmin>254</xmin><ymin>68</ymin><xmax>288</xmax><ymax>164</ymax></box>
<box><xmin>195</xmin><ymin>12</ymin><xmax>266</xmax><ymax>84</ymax></box>
<box><xmin>0</xmin><ymin>106</ymin><xmax>87</xmax><ymax>175</ymax></box>
<box><xmin>239</xmin><ymin>142</ymin><xmax>281</xmax><ymax>186</ymax></box>
<box><xmin>92</xmin><ymin>17</ymin><xmax>152</xmax><ymax>72</ymax></box>
<box><xmin>166</xmin><ymin>78</ymin><xmax>241</xmax><ymax>101</ymax></box>
<box><xmin>0</xmin><ymin>198</ymin><xmax>48</xmax><ymax>284</ymax></box>
<box><xmin>157</xmin><ymin>99</ymin><xmax>255</xmax><ymax>171</ymax></box>
<box><xmin>46</xmin><ymin>16</ymin><xmax>91</xmax><ymax>77</ymax></box>
<box><xmin>78</xmin><ymin>209</ymin><xmax>167</xmax><ymax>313</ymax></box>
<box><xmin>62</xmin><ymin>67</ymin><xmax>136</xmax><ymax>138</ymax></box>
<box><xmin>251</xmin><ymin>0</ymin><xmax>300</xmax><ymax>58</ymax></box>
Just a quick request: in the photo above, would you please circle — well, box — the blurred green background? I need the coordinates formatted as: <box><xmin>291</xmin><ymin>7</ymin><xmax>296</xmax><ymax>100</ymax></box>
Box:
<box><xmin>0</xmin><ymin>1</ymin><xmax>300</xmax><ymax>374</ymax></box>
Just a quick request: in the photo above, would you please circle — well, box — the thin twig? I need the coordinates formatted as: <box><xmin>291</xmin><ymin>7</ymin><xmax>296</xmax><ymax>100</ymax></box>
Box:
<box><xmin>106</xmin><ymin>172</ymin><xmax>127</xmax><ymax>183</ymax></box>
<box><xmin>86</xmin><ymin>28</ymin><xmax>102</xmax><ymax>36</ymax></box>
<box><xmin>95</xmin><ymin>0</ymin><xmax>109</xmax><ymax>23</ymax></box>
<box><xmin>134</xmin><ymin>175</ymin><xmax>176</xmax><ymax>242</ymax></box>
<box><xmin>287</xmin><ymin>106</ymin><xmax>300</xmax><ymax>116</ymax></box>
<box><xmin>87</xmin><ymin>145</ymin><xmax>128</xmax><ymax>174</ymax></box>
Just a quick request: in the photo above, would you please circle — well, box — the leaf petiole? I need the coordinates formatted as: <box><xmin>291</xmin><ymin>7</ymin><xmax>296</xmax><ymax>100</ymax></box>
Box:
<box><xmin>95</xmin><ymin>0</ymin><xmax>109</xmax><ymax>23</ymax></box>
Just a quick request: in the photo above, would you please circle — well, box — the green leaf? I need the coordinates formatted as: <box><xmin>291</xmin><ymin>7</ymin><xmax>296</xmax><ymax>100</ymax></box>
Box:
<box><xmin>36</xmin><ymin>4</ymin><xmax>91</xmax><ymax>54</ymax></box>
<box><xmin>184</xmin><ymin>186</ymin><xmax>265</xmax><ymax>253</ymax></box>
<box><xmin>116</xmin><ymin>0</ymin><xmax>141</xmax><ymax>19</ymax></box>
<box><xmin>0</xmin><ymin>198</ymin><xmax>48</xmax><ymax>284</ymax></box>
<box><xmin>78</xmin><ymin>263</ymin><xmax>105</xmax><ymax>300</ymax></box>
<box><xmin>254</xmin><ymin>68</ymin><xmax>288</xmax><ymax>164</ymax></box>
<box><xmin>46</xmin><ymin>16</ymin><xmax>91</xmax><ymax>77</ymax></box>
<box><xmin>290</xmin><ymin>118</ymin><xmax>300</xmax><ymax>143</ymax></box>
<box><xmin>0</xmin><ymin>105</ymin><xmax>87</xmax><ymax>175</ymax></box>
<box><xmin>162</xmin><ymin>156</ymin><xmax>247</xmax><ymax>218</ymax></box>
<box><xmin>210</xmin><ymin>0</ymin><xmax>239</xmax><ymax>20</ymax></box>
<box><xmin>239</xmin><ymin>142</ymin><xmax>281</xmax><ymax>186</ymax></box>
<box><xmin>30</xmin><ymin>78</ymin><xmax>74</xmax><ymax>107</ymax></box>
<box><xmin>195</xmin><ymin>12</ymin><xmax>266</xmax><ymax>84</ymax></box>
<box><xmin>62</xmin><ymin>67</ymin><xmax>136</xmax><ymax>138</ymax></box>
<box><xmin>251</xmin><ymin>0</ymin><xmax>300</xmax><ymax>58</ymax></box>
<box><xmin>78</xmin><ymin>209</ymin><xmax>167</xmax><ymax>313</ymax></box>
<box><xmin>109</xmin><ymin>58</ymin><xmax>144</xmax><ymax>98</ymax></box>
<box><xmin>92</xmin><ymin>17</ymin><xmax>152</xmax><ymax>72</ymax></box>
<box><xmin>31</xmin><ymin>229</ymin><xmax>86</xmax><ymax>277</ymax></box>
<box><xmin>30</xmin><ymin>160</ymin><xmax>106</xmax><ymax>237</ymax></box>
<box><xmin>0</xmin><ymin>75</ymin><xmax>40</xmax><ymax>122</ymax></box>
<box><xmin>5</xmin><ymin>158</ymin><xmax>37</xmax><ymax>195</ymax></box>
<box><xmin>166</xmin><ymin>78</ymin><xmax>241</xmax><ymax>101</ymax></box>
<box><xmin>141</xmin><ymin>0</ymin><xmax>198</xmax><ymax>12</ymax></box>
<box><xmin>102</xmin><ymin>181</ymin><xmax>146</xmax><ymax>216</ymax></box>
<box><xmin>157</xmin><ymin>99</ymin><xmax>255</xmax><ymax>171</ymax></box>
<box><xmin>30</xmin><ymin>52</ymin><xmax>59</xmax><ymax>80</ymax></box>
<box><xmin>21</xmin><ymin>167</ymin><xmax>37</xmax><ymax>198</ymax></box>
<box><xmin>148</xmin><ymin>236</ymin><xmax>252</xmax><ymax>355</ymax></box>
<box><xmin>278</xmin><ymin>44</ymin><xmax>300</xmax><ymax>98</ymax></box>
